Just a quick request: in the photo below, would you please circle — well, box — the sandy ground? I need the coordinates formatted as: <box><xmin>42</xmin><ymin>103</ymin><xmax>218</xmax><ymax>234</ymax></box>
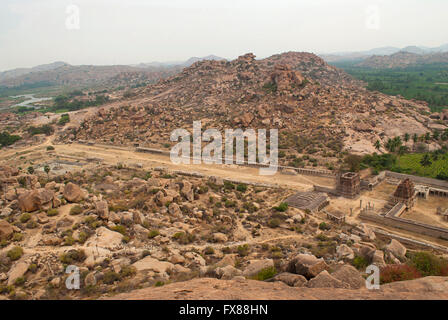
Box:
<box><xmin>3</xmin><ymin>138</ymin><xmax>448</xmax><ymax>250</ymax></box>
<box><xmin>1</xmin><ymin>141</ymin><xmax>335</xmax><ymax>191</ymax></box>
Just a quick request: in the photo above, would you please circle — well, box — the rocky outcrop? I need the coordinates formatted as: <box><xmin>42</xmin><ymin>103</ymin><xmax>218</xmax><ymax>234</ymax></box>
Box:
<box><xmin>106</xmin><ymin>277</ymin><xmax>448</xmax><ymax>300</ymax></box>
<box><xmin>63</xmin><ymin>182</ymin><xmax>85</xmax><ymax>203</ymax></box>
<box><xmin>286</xmin><ymin>254</ymin><xmax>328</xmax><ymax>279</ymax></box>
<box><xmin>18</xmin><ymin>188</ymin><xmax>54</xmax><ymax>212</ymax></box>
<box><xmin>0</xmin><ymin>220</ymin><xmax>13</xmax><ymax>240</ymax></box>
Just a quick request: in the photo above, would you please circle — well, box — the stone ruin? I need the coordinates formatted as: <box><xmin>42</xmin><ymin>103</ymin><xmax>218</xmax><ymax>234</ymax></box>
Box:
<box><xmin>285</xmin><ymin>191</ymin><xmax>330</xmax><ymax>213</ymax></box>
<box><xmin>336</xmin><ymin>172</ymin><xmax>360</xmax><ymax>199</ymax></box>
<box><xmin>392</xmin><ymin>178</ymin><xmax>416</xmax><ymax>209</ymax></box>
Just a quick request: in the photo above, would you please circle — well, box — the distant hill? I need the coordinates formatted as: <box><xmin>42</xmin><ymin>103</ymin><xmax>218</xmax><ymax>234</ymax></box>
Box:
<box><xmin>0</xmin><ymin>61</ymin><xmax>69</xmax><ymax>82</ymax></box>
<box><xmin>134</xmin><ymin>55</ymin><xmax>227</xmax><ymax>68</ymax></box>
<box><xmin>0</xmin><ymin>56</ymin><xmax>226</xmax><ymax>90</ymax></box>
<box><xmin>320</xmin><ymin>44</ymin><xmax>448</xmax><ymax>63</ymax></box>
<box><xmin>357</xmin><ymin>51</ymin><xmax>448</xmax><ymax>69</ymax></box>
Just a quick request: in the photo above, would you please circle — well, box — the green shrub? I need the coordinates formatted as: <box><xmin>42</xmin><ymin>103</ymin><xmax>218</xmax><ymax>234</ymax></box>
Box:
<box><xmin>12</xmin><ymin>233</ymin><xmax>23</xmax><ymax>242</ymax></box>
<box><xmin>407</xmin><ymin>251</ymin><xmax>448</xmax><ymax>277</ymax></box>
<box><xmin>236</xmin><ymin>184</ymin><xmax>248</xmax><ymax>193</ymax></box>
<box><xmin>7</xmin><ymin>246</ymin><xmax>24</xmax><ymax>261</ymax></box>
<box><xmin>172</xmin><ymin>232</ymin><xmax>196</xmax><ymax>244</ymax></box>
<box><xmin>47</xmin><ymin>208</ymin><xmax>59</xmax><ymax>217</ymax></box>
<box><xmin>28</xmin><ymin>264</ymin><xmax>38</xmax><ymax>273</ymax></box>
<box><xmin>19</xmin><ymin>213</ymin><xmax>31</xmax><ymax>223</ymax></box>
<box><xmin>14</xmin><ymin>277</ymin><xmax>25</xmax><ymax>286</ymax></box>
<box><xmin>237</xmin><ymin>244</ymin><xmax>250</xmax><ymax>257</ymax></box>
<box><xmin>351</xmin><ymin>255</ymin><xmax>369</xmax><ymax>270</ymax></box>
<box><xmin>252</xmin><ymin>267</ymin><xmax>277</xmax><ymax>281</ymax></box>
<box><xmin>268</xmin><ymin>218</ymin><xmax>281</xmax><ymax>228</ymax></box>
<box><xmin>112</xmin><ymin>225</ymin><xmax>127</xmax><ymax>235</ymax></box>
<box><xmin>148</xmin><ymin>230</ymin><xmax>160</xmax><ymax>239</ymax></box>
<box><xmin>273</xmin><ymin>202</ymin><xmax>288</xmax><ymax>212</ymax></box>
<box><xmin>103</xmin><ymin>271</ymin><xmax>120</xmax><ymax>284</ymax></box>
<box><xmin>69</xmin><ymin>205</ymin><xmax>83</xmax><ymax>215</ymax></box>
<box><xmin>319</xmin><ymin>222</ymin><xmax>330</xmax><ymax>231</ymax></box>
<box><xmin>60</xmin><ymin>249</ymin><xmax>86</xmax><ymax>264</ymax></box>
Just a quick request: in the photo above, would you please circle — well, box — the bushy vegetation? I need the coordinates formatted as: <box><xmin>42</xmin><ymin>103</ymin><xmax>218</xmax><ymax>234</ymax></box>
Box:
<box><xmin>27</xmin><ymin>124</ymin><xmax>54</xmax><ymax>136</ymax></box>
<box><xmin>0</xmin><ymin>132</ymin><xmax>21</xmax><ymax>148</ymax></box>
<box><xmin>252</xmin><ymin>266</ymin><xmax>277</xmax><ymax>281</ymax></box>
<box><xmin>273</xmin><ymin>202</ymin><xmax>288</xmax><ymax>212</ymax></box>
<box><xmin>334</xmin><ymin>62</ymin><xmax>448</xmax><ymax>112</ymax></box>
<box><xmin>58</xmin><ymin>113</ymin><xmax>70</xmax><ymax>126</ymax></box>
<box><xmin>407</xmin><ymin>251</ymin><xmax>448</xmax><ymax>277</ymax></box>
<box><xmin>52</xmin><ymin>94</ymin><xmax>109</xmax><ymax>112</ymax></box>
<box><xmin>380</xmin><ymin>264</ymin><xmax>422</xmax><ymax>284</ymax></box>
<box><xmin>7</xmin><ymin>246</ymin><xmax>24</xmax><ymax>261</ymax></box>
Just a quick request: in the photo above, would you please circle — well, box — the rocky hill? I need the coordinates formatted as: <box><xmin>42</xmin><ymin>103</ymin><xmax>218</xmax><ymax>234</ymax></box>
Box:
<box><xmin>109</xmin><ymin>276</ymin><xmax>448</xmax><ymax>300</ymax></box>
<box><xmin>0</xmin><ymin>64</ymin><xmax>180</xmax><ymax>89</ymax></box>
<box><xmin>65</xmin><ymin>51</ymin><xmax>432</xmax><ymax>157</ymax></box>
<box><xmin>358</xmin><ymin>51</ymin><xmax>448</xmax><ymax>69</ymax></box>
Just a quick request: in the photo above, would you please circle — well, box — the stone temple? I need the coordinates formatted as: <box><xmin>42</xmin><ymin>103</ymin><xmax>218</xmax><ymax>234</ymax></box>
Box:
<box><xmin>336</xmin><ymin>172</ymin><xmax>360</xmax><ymax>199</ymax></box>
<box><xmin>392</xmin><ymin>178</ymin><xmax>416</xmax><ymax>209</ymax></box>
<box><xmin>285</xmin><ymin>191</ymin><xmax>330</xmax><ymax>213</ymax></box>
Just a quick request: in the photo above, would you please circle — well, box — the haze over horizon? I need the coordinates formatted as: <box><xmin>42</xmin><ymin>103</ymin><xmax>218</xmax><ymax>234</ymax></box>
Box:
<box><xmin>1</xmin><ymin>0</ymin><xmax>448</xmax><ymax>71</ymax></box>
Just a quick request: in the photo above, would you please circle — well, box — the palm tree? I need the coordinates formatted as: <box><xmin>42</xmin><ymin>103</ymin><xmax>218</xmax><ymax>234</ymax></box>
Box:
<box><xmin>413</xmin><ymin>133</ymin><xmax>418</xmax><ymax>143</ymax></box>
<box><xmin>404</xmin><ymin>133</ymin><xmax>410</xmax><ymax>143</ymax></box>
<box><xmin>44</xmin><ymin>165</ymin><xmax>50</xmax><ymax>178</ymax></box>
<box><xmin>374</xmin><ymin>140</ymin><xmax>381</xmax><ymax>151</ymax></box>
<box><xmin>420</xmin><ymin>153</ymin><xmax>432</xmax><ymax>167</ymax></box>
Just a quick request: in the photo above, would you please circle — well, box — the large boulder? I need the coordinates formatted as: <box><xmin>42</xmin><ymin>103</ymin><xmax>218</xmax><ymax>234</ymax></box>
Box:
<box><xmin>242</xmin><ymin>259</ymin><xmax>274</xmax><ymax>277</ymax></box>
<box><xmin>372</xmin><ymin>250</ymin><xmax>386</xmax><ymax>267</ymax></box>
<box><xmin>336</xmin><ymin>244</ymin><xmax>354</xmax><ymax>260</ymax></box>
<box><xmin>18</xmin><ymin>188</ymin><xmax>54</xmax><ymax>212</ymax></box>
<box><xmin>269</xmin><ymin>272</ymin><xmax>307</xmax><ymax>287</ymax></box>
<box><xmin>94</xmin><ymin>200</ymin><xmax>109</xmax><ymax>220</ymax></box>
<box><xmin>287</xmin><ymin>254</ymin><xmax>328</xmax><ymax>279</ymax></box>
<box><xmin>386</xmin><ymin>239</ymin><xmax>407</xmax><ymax>260</ymax></box>
<box><xmin>331</xmin><ymin>265</ymin><xmax>365</xmax><ymax>289</ymax></box>
<box><xmin>216</xmin><ymin>265</ymin><xmax>242</xmax><ymax>280</ymax></box>
<box><xmin>181</xmin><ymin>180</ymin><xmax>194</xmax><ymax>201</ymax></box>
<box><xmin>7</xmin><ymin>261</ymin><xmax>30</xmax><ymax>285</ymax></box>
<box><xmin>213</xmin><ymin>232</ymin><xmax>228</xmax><ymax>243</ymax></box>
<box><xmin>63</xmin><ymin>183</ymin><xmax>85</xmax><ymax>203</ymax></box>
<box><xmin>85</xmin><ymin>227</ymin><xmax>122</xmax><ymax>250</ymax></box>
<box><xmin>132</xmin><ymin>256</ymin><xmax>174</xmax><ymax>275</ymax></box>
<box><xmin>0</xmin><ymin>220</ymin><xmax>14</xmax><ymax>241</ymax></box>
<box><xmin>306</xmin><ymin>270</ymin><xmax>349</xmax><ymax>289</ymax></box>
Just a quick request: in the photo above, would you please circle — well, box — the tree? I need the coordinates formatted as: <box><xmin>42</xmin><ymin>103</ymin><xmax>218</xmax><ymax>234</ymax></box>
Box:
<box><xmin>44</xmin><ymin>165</ymin><xmax>50</xmax><ymax>178</ymax></box>
<box><xmin>27</xmin><ymin>166</ymin><xmax>34</xmax><ymax>174</ymax></box>
<box><xmin>397</xmin><ymin>146</ymin><xmax>409</xmax><ymax>157</ymax></box>
<box><xmin>413</xmin><ymin>133</ymin><xmax>418</xmax><ymax>143</ymax></box>
<box><xmin>374</xmin><ymin>140</ymin><xmax>381</xmax><ymax>151</ymax></box>
<box><xmin>345</xmin><ymin>154</ymin><xmax>363</xmax><ymax>172</ymax></box>
<box><xmin>420</xmin><ymin>154</ymin><xmax>432</xmax><ymax>167</ymax></box>
<box><xmin>404</xmin><ymin>133</ymin><xmax>410</xmax><ymax>143</ymax></box>
<box><xmin>433</xmin><ymin>130</ymin><xmax>440</xmax><ymax>141</ymax></box>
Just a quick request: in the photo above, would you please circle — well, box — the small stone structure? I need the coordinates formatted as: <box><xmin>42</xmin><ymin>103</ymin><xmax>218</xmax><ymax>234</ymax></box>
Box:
<box><xmin>437</xmin><ymin>207</ymin><xmax>448</xmax><ymax>221</ymax></box>
<box><xmin>285</xmin><ymin>191</ymin><xmax>330</xmax><ymax>213</ymax></box>
<box><xmin>324</xmin><ymin>210</ymin><xmax>346</xmax><ymax>224</ymax></box>
<box><xmin>336</xmin><ymin>172</ymin><xmax>360</xmax><ymax>199</ymax></box>
<box><xmin>392</xmin><ymin>179</ymin><xmax>416</xmax><ymax>209</ymax></box>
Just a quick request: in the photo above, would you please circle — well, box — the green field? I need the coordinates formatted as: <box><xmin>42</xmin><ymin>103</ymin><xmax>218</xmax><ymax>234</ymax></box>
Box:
<box><xmin>332</xmin><ymin>62</ymin><xmax>448</xmax><ymax>112</ymax></box>
<box><xmin>395</xmin><ymin>153</ymin><xmax>448</xmax><ymax>178</ymax></box>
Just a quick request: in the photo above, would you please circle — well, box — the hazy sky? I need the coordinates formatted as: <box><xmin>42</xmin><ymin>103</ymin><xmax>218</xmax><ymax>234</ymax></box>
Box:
<box><xmin>1</xmin><ymin>0</ymin><xmax>447</xmax><ymax>71</ymax></box>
